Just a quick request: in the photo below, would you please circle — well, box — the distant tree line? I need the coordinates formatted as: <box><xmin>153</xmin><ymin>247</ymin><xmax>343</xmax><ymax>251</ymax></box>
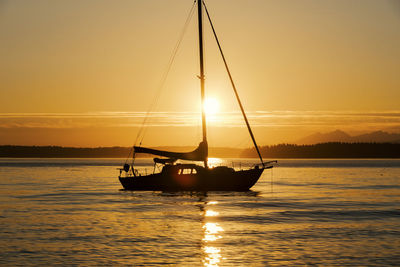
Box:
<box><xmin>241</xmin><ymin>143</ymin><xmax>400</xmax><ymax>158</ymax></box>
<box><xmin>0</xmin><ymin>146</ymin><xmax>131</xmax><ymax>158</ymax></box>
<box><xmin>2</xmin><ymin>143</ymin><xmax>400</xmax><ymax>158</ymax></box>
<box><xmin>0</xmin><ymin>146</ymin><xmax>244</xmax><ymax>158</ymax></box>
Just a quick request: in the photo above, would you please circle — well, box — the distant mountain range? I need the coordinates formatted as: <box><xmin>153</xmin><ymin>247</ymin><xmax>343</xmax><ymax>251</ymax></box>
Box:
<box><xmin>296</xmin><ymin>130</ymin><xmax>400</xmax><ymax>145</ymax></box>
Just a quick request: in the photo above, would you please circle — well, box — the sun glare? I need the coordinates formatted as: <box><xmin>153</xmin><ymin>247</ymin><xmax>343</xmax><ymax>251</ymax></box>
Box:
<box><xmin>204</xmin><ymin>97</ymin><xmax>220</xmax><ymax>116</ymax></box>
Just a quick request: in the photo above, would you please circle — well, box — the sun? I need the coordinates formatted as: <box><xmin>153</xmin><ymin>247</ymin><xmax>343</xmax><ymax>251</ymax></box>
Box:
<box><xmin>204</xmin><ymin>97</ymin><xmax>220</xmax><ymax>116</ymax></box>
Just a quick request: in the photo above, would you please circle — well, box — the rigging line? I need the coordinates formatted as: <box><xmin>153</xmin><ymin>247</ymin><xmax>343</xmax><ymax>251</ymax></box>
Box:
<box><xmin>203</xmin><ymin>1</ymin><xmax>265</xmax><ymax>166</ymax></box>
<box><xmin>124</xmin><ymin>146</ymin><xmax>133</xmax><ymax>165</ymax></box>
<box><xmin>136</xmin><ymin>2</ymin><xmax>196</xmax><ymax>146</ymax></box>
<box><xmin>134</xmin><ymin>1</ymin><xmax>197</xmax><ymax>146</ymax></box>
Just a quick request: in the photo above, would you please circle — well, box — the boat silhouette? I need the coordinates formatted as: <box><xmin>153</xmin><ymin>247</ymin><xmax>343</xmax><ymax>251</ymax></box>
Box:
<box><xmin>119</xmin><ymin>0</ymin><xmax>276</xmax><ymax>191</ymax></box>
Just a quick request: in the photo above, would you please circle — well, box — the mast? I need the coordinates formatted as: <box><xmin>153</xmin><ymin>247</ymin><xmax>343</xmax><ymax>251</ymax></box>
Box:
<box><xmin>197</xmin><ymin>0</ymin><xmax>208</xmax><ymax>168</ymax></box>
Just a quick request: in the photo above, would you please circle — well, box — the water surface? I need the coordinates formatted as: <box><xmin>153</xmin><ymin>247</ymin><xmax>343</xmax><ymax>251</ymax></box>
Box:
<box><xmin>1</xmin><ymin>158</ymin><xmax>399</xmax><ymax>266</ymax></box>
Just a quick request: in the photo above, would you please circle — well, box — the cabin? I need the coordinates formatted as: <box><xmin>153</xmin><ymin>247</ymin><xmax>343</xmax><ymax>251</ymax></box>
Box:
<box><xmin>161</xmin><ymin>164</ymin><xmax>203</xmax><ymax>175</ymax></box>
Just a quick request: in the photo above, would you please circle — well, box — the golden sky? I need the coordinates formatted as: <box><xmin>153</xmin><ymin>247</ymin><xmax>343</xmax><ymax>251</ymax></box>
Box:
<box><xmin>1</xmin><ymin>0</ymin><xmax>400</xmax><ymax>147</ymax></box>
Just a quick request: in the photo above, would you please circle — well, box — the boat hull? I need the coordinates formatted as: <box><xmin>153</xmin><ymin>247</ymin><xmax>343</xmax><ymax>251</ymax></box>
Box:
<box><xmin>119</xmin><ymin>166</ymin><xmax>264</xmax><ymax>191</ymax></box>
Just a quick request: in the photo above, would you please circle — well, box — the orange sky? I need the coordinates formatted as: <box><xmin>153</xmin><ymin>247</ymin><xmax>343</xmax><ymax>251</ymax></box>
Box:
<box><xmin>1</xmin><ymin>0</ymin><xmax>400</xmax><ymax>147</ymax></box>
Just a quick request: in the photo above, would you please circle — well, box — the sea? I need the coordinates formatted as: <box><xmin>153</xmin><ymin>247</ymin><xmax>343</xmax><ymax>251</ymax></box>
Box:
<box><xmin>0</xmin><ymin>158</ymin><xmax>399</xmax><ymax>266</ymax></box>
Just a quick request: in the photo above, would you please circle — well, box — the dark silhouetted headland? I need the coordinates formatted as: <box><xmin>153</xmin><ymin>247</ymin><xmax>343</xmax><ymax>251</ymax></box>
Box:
<box><xmin>242</xmin><ymin>143</ymin><xmax>400</xmax><ymax>158</ymax></box>
<box><xmin>0</xmin><ymin>146</ymin><xmax>132</xmax><ymax>158</ymax></box>
<box><xmin>0</xmin><ymin>146</ymin><xmax>243</xmax><ymax>158</ymax></box>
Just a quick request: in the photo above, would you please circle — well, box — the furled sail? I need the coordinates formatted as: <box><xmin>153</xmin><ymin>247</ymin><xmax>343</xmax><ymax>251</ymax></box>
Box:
<box><xmin>134</xmin><ymin>141</ymin><xmax>208</xmax><ymax>162</ymax></box>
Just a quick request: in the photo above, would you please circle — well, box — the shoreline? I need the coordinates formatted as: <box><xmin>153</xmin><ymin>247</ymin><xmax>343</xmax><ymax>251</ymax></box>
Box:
<box><xmin>1</xmin><ymin>143</ymin><xmax>400</xmax><ymax>158</ymax></box>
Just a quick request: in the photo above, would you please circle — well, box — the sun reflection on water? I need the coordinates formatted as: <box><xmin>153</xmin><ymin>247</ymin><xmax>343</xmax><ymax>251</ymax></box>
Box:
<box><xmin>203</xmin><ymin>222</ymin><xmax>223</xmax><ymax>242</ymax></box>
<box><xmin>207</xmin><ymin>158</ymin><xmax>222</xmax><ymax>168</ymax></box>
<box><xmin>202</xmin><ymin>202</ymin><xmax>224</xmax><ymax>266</ymax></box>
<box><xmin>205</xmin><ymin>210</ymin><xmax>219</xmax><ymax>217</ymax></box>
<box><xmin>203</xmin><ymin>246</ymin><xmax>221</xmax><ymax>267</ymax></box>
<box><xmin>204</xmin><ymin>222</ymin><xmax>223</xmax><ymax>234</ymax></box>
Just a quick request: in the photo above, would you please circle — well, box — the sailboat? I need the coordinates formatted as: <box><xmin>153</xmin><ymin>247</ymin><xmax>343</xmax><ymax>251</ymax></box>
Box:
<box><xmin>119</xmin><ymin>0</ymin><xmax>276</xmax><ymax>191</ymax></box>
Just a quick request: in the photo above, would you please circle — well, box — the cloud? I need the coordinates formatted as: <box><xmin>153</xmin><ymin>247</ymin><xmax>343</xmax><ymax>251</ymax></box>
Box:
<box><xmin>246</xmin><ymin>111</ymin><xmax>400</xmax><ymax>129</ymax></box>
<box><xmin>0</xmin><ymin>112</ymin><xmax>199</xmax><ymax>128</ymax></box>
<box><xmin>0</xmin><ymin>111</ymin><xmax>399</xmax><ymax>131</ymax></box>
